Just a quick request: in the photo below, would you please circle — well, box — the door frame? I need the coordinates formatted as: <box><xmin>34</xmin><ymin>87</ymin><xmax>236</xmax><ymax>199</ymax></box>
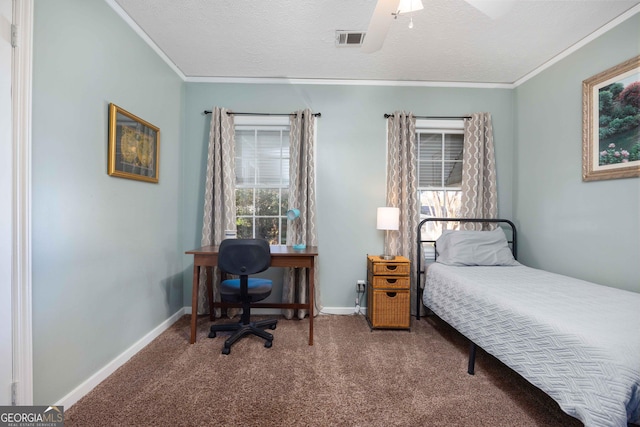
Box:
<box><xmin>11</xmin><ymin>0</ymin><xmax>33</xmax><ymax>405</ymax></box>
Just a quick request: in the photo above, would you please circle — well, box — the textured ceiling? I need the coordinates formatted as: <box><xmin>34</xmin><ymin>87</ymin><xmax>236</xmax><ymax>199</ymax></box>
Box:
<box><xmin>112</xmin><ymin>0</ymin><xmax>640</xmax><ymax>85</ymax></box>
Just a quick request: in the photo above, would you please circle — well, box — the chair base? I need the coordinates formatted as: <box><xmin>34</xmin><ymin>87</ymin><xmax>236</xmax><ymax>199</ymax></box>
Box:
<box><xmin>208</xmin><ymin>318</ymin><xmax>278</xmax><ymax>354</ymax></box>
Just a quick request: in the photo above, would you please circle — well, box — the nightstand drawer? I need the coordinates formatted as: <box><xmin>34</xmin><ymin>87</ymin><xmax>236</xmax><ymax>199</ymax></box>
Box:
<box><xmin>368</xmin><ymin>274</ymin><xmax>410</xmax><ymax>290</ymax></box>
<box><xmin>369</xmin><ymin>289</ymin><xmax>410</xmax><ymax>329</ymax></box>
<box><xmin>367</xmin><ymin>257</ymin><xmax>410</xmax><ymax>276</ymax></box>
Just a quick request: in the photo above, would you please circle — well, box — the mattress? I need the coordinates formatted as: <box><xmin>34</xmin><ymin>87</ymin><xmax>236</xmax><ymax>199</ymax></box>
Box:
<box><xmin>423</xmin><ymin>263</ymin><xmax>640</xmax><ymax>427</ymax></box>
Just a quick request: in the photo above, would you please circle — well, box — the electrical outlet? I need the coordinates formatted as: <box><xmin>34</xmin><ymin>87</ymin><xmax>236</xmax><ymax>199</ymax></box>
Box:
<box><xmin>356</xmin><ymin>280</ymin><xmax>366</xmax><ymax>292</ymax></box>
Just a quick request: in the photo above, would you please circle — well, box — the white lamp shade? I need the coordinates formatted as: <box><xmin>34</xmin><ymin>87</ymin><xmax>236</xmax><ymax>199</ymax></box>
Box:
<box><xmin>377</xmin><ymin>207</ymin><xmax>400</xmax><ymax>231</ymax></box>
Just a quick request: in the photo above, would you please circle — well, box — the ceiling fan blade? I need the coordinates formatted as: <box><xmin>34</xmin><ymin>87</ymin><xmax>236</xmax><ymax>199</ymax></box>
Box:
<box><xmin>464</xmin><ymin>0</ymin><xmax>514</xmax><ymax>19</ymax></box>
<box><xmin>361</xmin><ymin>0</ymin><xmax>400</xmax><ymax>53</ymax></box>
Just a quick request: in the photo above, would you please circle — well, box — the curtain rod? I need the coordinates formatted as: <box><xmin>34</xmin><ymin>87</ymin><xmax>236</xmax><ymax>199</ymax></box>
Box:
<box><xmin>203</xmin><ymin>110</ymin><xmax>321</xmax><ymax>117</ymax></box>
<box><xmin>383</xmin><ymin>114</ymin><xmax>471</xmax><ymax>119</ymax></box>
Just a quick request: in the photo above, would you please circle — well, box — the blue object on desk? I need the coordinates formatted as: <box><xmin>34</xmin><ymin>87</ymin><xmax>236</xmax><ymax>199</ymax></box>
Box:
<box><xmin>287</xmin><ymin>209</ymin><xmax>300</xmax><ymax>220</ymax></box>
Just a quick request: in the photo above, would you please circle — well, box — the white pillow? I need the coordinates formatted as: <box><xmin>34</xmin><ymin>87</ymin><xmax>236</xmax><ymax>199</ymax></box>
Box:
<box><xmin>435</xmin><ymin>227</ymin><xmax>519</xmax><ymax>266</ymax></box>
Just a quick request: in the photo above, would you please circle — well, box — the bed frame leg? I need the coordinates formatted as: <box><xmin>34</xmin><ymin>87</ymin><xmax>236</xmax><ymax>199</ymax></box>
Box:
<box><xmin>468</xmin><ymin>343</ymin><xmax>476</xmax><ymax>375</ymax></box>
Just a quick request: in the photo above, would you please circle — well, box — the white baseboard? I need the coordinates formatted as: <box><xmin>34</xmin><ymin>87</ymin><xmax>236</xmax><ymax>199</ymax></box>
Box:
<box><xmin>184</xmin><ymin>306</ymin><xmax>367</xmax><ymax>315</ymax></box>
<box><xmin>319</xmin><ymin>307</ymin><xmax>367</xmax><ymax>315</ymax></box>
<box><xmin>57</xmin><ymin>308</ymin><xmax>186</xmax><ymax>409</ymax></box>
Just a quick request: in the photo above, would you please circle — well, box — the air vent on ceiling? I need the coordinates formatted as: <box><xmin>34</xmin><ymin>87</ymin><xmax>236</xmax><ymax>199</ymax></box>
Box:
<box><xmin>335</xmin><ymin>31</ymin><xmax>366</xmax><ymax>47</ymax></box>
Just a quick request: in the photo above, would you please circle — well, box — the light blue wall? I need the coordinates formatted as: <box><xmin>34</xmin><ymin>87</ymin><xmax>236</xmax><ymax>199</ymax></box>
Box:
<box><xmin>32</xmin><ymin>0</ymin><xmax>184</xmax><ymax>404</ymax></box>
<box><xmin>183</xmin><ymin>84</ymin><xmax>515</xmax><ymax>308</ymax></box>
<box><xmin>514</xmin><ymin>14</ymin><xmax>640</xmax><ymax>292</ymax></box>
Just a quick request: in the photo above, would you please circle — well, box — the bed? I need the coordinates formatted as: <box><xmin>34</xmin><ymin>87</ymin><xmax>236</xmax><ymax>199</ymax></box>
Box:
<box><xmin>416</xmin><ymin>218</ymin><xmax>640</xmax><ymax>427</ymax></box>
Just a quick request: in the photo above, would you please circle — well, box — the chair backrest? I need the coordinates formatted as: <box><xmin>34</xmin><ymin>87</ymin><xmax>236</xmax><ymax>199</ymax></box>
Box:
<box><xmin>218</xmin><ymin>239</ymin><xmax>271</xmax><ymax>276</ymax></box>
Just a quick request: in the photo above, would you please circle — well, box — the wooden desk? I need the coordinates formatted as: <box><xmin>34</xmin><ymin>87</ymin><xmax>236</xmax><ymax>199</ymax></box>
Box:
<box><xmin>185</xmin><ymin>245</ymin><xmax>318</xmax><ymax>345</ymax></box>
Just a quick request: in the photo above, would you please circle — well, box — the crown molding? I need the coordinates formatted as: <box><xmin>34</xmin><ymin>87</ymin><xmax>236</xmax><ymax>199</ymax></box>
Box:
<box><xmin>104</xmin><ymin>0</ymin><xmax>187</xmax><ymax>81</ymax></box>
<box><xmin>185</xmin><ymin>76</ymin><xmax>515</xmax><ymax>89</ymax></box>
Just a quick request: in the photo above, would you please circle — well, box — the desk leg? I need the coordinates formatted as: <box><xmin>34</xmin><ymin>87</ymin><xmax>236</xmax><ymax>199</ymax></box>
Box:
<box><xmin>207</xmin><ymin>267</ymin><xmax>214</xmax><ymax>321</ymax></box>
<box><xmin>190</xmin><ymin>264</ymin><xmax>199</xmax><ymax>344</ymax></box>
<box><xmin>308</xmin><ymin>258</ymin><xmax>314</xmax><ymax>346</ymax></box>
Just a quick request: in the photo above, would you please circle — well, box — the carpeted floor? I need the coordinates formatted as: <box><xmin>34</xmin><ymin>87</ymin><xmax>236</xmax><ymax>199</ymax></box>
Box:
<box><xmin>65</xmin><ymin>314</ymin><xmax>582</xmax><ymax>426</ymax></box>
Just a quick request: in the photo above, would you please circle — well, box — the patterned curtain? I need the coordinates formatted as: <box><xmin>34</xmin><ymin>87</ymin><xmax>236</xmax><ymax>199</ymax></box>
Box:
<box><xmin>198</xmin><ymin>107</ymin><xmax>236</xmax><ymax>315</ymax></box>
<box><xmin>460</xmin><ymin>113</ymin><xmax>498</xmax><ymax>229</ymax></box>
<box><xmin>282</xmin><ymin>109</ymin><xmax>320</xmax><ymax>319</ymax></box>
<box><xmin>386</xmin><ymin>112</ymin><xmax>420</xmax><ymax>315</ymax></box>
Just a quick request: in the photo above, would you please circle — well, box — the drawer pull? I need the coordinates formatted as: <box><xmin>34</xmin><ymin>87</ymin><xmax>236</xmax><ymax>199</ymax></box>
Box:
<box><xmin>386</xmin><ymin>292</ymin><xmax>397</xmax><ymax>298</ymax></box>
<box><xmin>386</xmin><ymin>279</ymin><xmax>397</xmax><ymax>284</ymax></box>
<box><xmin>386</xmin><ymin>265</ymin><xmax>397</xmax><ymax>271</ymax></box>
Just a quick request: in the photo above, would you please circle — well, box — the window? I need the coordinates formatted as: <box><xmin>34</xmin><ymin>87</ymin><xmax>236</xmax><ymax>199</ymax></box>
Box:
<box><xmin>234</xmin><ymin>117</ymin><xmax>290</xmax><ymax>245</ymax></box>
<box><xmin>416</xmin><ymin>119</ymin><xmax>464</xmax><ymax>240</ymax></box>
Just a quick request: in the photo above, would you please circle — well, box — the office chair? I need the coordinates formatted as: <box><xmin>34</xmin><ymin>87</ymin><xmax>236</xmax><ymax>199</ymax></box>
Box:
<box><xmin>208</xmin><ymin>238</ymin><xmax>278</xmax><ymax>354</ymax></box>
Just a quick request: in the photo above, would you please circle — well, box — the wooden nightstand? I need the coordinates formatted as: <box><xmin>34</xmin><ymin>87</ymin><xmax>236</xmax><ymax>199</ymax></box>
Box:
<box><xmin>366</xmin><ymin>255</ymin><xmax>411</xmax><ymax>330</ymax></box>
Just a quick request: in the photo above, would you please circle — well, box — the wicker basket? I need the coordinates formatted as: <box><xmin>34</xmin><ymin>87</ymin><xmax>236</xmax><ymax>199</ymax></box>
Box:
<box><xmin>368</xmin><ymin>274</ymin><xmax>410</xmax><ymax>289</ymax></box>
<box><xmin>369</xmin><ymin>289</ymin><xmax>410</xmax><ymax>329</ymax></box>
<box><xmin>367</xmin><ymin>256</ymin><xmax>411</xmax><ymax>276</ymax></box>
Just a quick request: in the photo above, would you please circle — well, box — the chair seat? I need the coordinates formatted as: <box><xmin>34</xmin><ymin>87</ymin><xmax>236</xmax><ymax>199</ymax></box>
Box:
<box><xmin>220</xmin><ymin>278</ymin><xmax>272</xmax><ymax>302</ymax></box>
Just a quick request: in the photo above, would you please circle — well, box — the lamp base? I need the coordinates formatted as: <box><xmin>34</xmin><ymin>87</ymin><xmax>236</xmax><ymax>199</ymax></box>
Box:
<box><xmin>379</xmin><ymin>254</ymin><xmax>396</xmax><ymax>260</ymax></box>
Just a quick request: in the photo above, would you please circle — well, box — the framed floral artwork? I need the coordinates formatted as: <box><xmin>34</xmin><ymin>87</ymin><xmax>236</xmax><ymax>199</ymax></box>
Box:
<box><xmin>582</xmin><ymin>55</ymin><xmax>640</xmax><ymax>181</ymax></box>
<box><xmin>108</xmin><ymin>103</ymin><xmax>160</xmax><ymax>183</ymax></box>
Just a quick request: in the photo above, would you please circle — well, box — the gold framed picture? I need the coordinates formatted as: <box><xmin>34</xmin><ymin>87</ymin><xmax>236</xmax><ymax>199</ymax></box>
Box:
<box><xmin>582</xmin><ymin>55</ymin><xmax>640</xmax><ymax>182</ymax></box>
<box><xmin>108</xmin><ymin>103</ymin><xmax>160</xmax><ymax>183</ymax></box>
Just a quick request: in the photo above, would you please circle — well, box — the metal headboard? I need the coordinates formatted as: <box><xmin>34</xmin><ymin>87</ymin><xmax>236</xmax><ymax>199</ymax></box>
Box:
<box><xmin>415</xmin><ymin>218</ymin><xmax>517</xmax><ymax>320</ymax></box>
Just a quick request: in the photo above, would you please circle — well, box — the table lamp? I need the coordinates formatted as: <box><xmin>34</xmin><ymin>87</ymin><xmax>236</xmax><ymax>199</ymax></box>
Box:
<box><xmin>286</xmin><ymin>208</ymin><xmax>306</xmax><ymax>250</ymax></box>
<box><xmin>377</xmin><ymin>207</ymin><xmax>399</xmax><ymax>260</ymax></box>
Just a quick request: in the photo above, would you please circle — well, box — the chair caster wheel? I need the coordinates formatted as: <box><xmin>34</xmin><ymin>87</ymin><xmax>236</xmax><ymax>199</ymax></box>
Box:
<box><xmin>208</xmin><ymin>331</ymin><xmax>217</xmax><ymax>338</ymax></box>
<box><xmin>222</xmin><ymin>347</ymin><xmax>230</xmax><ymax>355</ymax></box>
<box><xmin>265</xmin><ymin>340</ymin><xmax>272</xmax><ymax>349</ymax></box>
<box><xmin>269</xmin><ymin>324</ymin><xmax>277</xmax><ymax>330</ymax></box>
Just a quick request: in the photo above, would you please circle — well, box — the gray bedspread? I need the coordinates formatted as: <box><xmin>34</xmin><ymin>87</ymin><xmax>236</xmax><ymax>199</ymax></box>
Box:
<box><xmin>423</xmin><ymin>264</ymin><xmax>640</xmax><ymax>427</ymax></box>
